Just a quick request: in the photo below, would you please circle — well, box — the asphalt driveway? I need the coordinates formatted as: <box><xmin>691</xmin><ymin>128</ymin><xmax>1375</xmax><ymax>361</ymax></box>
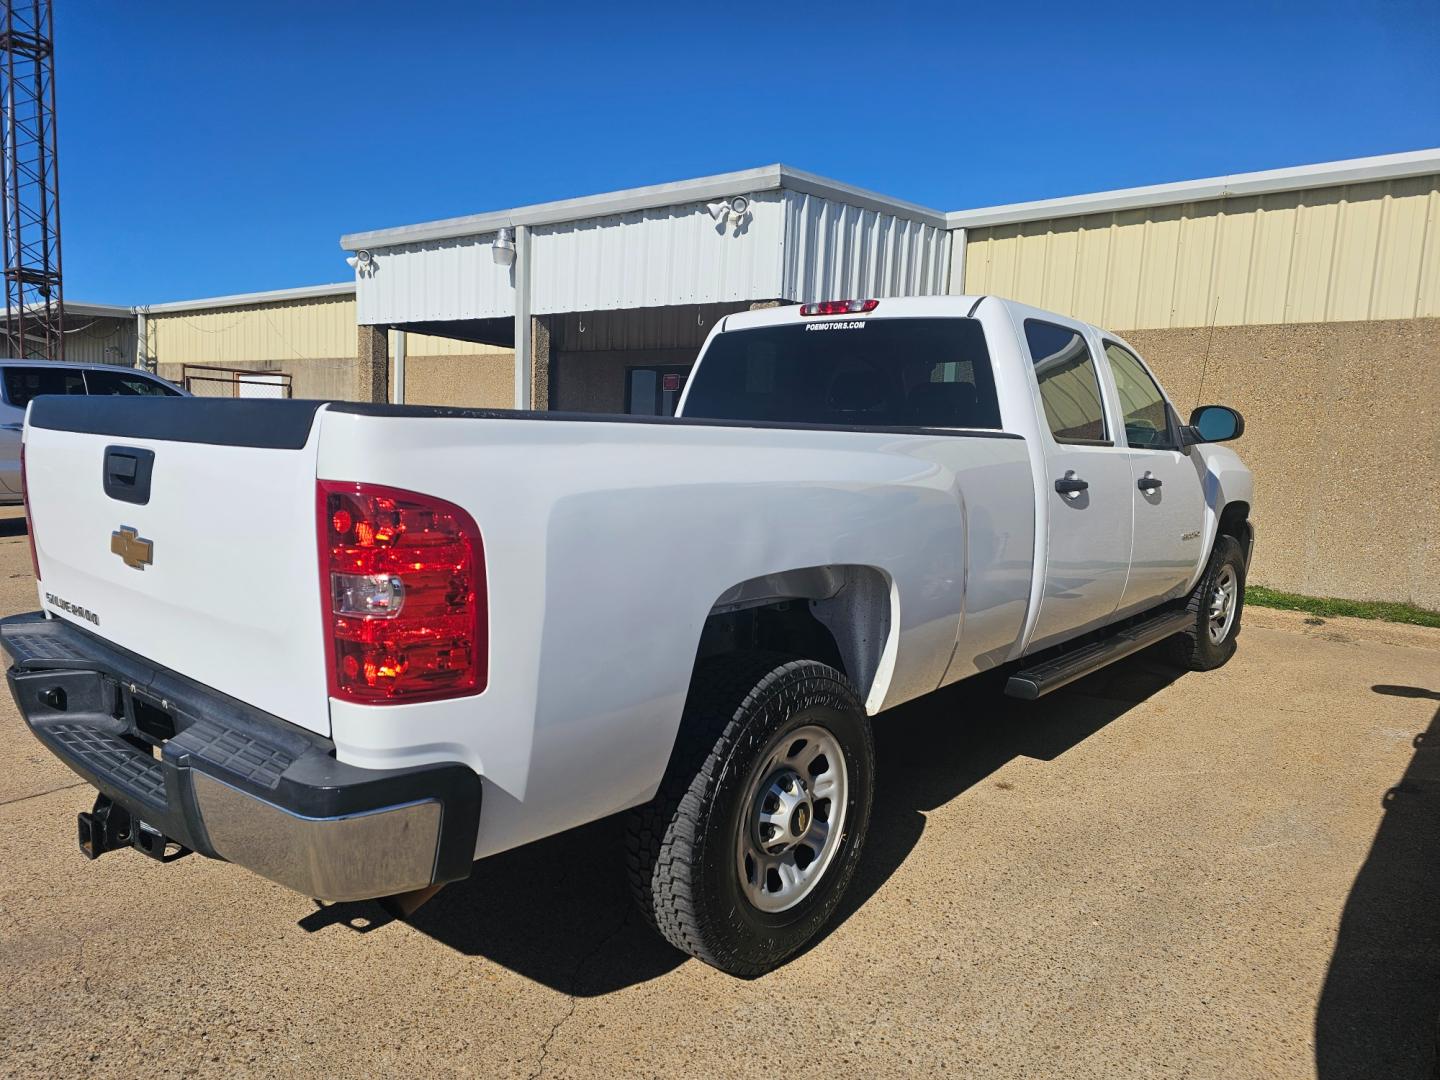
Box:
<box><xmin>0</xmin><ymin>504</ymin><xmax>1436</xmax><ymax>1079</ymax></box>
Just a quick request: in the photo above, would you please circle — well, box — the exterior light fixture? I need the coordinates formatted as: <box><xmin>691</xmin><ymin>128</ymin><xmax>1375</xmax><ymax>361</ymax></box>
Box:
<box><xmin>707</xmin><ymin>195</ymin><xmax>754</xmax><ymax>230</ymax></box>
<box><xmin>346</xmin><ymin>249</ymin><xmax>375</xmax><ymax>276</ymax></box>
<box><xmin>492</xmin><ymin>228</ymin><xmax>516</xmax><ymax>266</ymax></box>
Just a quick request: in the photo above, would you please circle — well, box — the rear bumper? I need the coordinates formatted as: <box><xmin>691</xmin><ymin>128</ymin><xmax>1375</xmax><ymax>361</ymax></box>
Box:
<box><xmin>1</xmin><ymin>612</ymin><xmax>481</xmax><ymax>901</ymax></box>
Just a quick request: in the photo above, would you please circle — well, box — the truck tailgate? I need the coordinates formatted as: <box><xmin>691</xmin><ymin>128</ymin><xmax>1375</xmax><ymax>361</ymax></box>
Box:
<box><xmin>22</xmin><ymin>398</ymin><xmax>331</xmax><ymax>735</ymax></box>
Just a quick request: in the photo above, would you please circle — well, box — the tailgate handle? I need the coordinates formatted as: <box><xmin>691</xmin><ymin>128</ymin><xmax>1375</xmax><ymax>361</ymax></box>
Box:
<box><xmin>103</xmin><ymin>446</ymin><xmax>155</xmax><ymax>506</ymax></box>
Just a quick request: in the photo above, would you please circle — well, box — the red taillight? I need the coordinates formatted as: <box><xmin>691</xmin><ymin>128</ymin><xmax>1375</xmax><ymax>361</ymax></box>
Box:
<box><xmin>798</xmin><ymin>299</ymin><xmax>879</xmax><ymax>316</ymax></box>
<box><xmin>317</xmin><ymin>481</ymin><xmax>486</xmax><ymax>704</ymax></box>
<box><xmin>20</xmin><ymin>443</ymin><xmax>39</xmax><ymax>581</ymax></box>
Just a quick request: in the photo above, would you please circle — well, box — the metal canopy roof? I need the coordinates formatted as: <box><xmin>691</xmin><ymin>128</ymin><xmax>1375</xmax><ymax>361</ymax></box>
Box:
<box><xmin>340</xmin><ymin>164</ymin><xmax>950</xmax><ymax>251</ymax></box>
<box><xmin>340</xmin><ymin>149</ymin><xmax>1440</xmax><ymax>253</ymax></box>
<box><xmin>945</xmin><ymin>148</ymin><xmax>1440</xmax><ymax>228</ymax></box>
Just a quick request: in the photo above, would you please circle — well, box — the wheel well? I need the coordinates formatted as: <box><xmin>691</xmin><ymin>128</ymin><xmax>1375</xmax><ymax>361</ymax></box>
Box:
<box><xmin>695</xmin><ymin>565</ymin><xmax>893</xmax><ymax>710</ymax></box>
<box><xmin>1218</xmin><ymin>501</ymin><xmax>1251</xmax><ymax>544</ymax></box>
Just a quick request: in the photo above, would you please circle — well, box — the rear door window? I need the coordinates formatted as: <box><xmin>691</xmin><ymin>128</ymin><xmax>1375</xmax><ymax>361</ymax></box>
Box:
<box><xmin>3</xmin><ymin>366</ymin><xmax>86</xmax><ymax>408</ymax></box>
<box><xmin>83</xmin><ymin>370</ymin><xmax>180</xmax><ymax>397</ymax></box>
<box><xmin>681</xmin><ymin>317</ymin><xmax>1002</xmax><ymax>430</ymax></box>
<box><xmin>1024</xmin><ymin>319</ymin><xmax>1108</xmax><ymax>445</ymax></box>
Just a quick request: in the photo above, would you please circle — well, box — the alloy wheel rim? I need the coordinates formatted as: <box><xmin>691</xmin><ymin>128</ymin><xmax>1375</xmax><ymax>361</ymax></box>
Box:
<box><xmin>1208</xmin><ymin>564</ymin><xmax>1239</xmax><ymax>644</ymax></box>
<box><xmin>736</xmin><ymin>724</ymin><xmax>848</xmax><ymax>914</ymax></box>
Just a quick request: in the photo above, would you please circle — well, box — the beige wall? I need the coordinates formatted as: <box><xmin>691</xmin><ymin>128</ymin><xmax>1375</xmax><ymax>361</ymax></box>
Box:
<box><xmin>960</xmin><ymin>174</ymin><xmax>1440</xmax><ymax>329</ymax></box>
<box><xmin>402</xmin><ymin>352</ymin><xmax>514</xmax><ymax>409</ymax></box>
<box><xmin>146</xmin><ymin>293</ymin><xmax>503</xmax><ymax>367</ymax></box>
<box><xmin>1123</xmin><ymin>317</ymin><xmax>1440</xmax><ymax>609</ymax></box>
<box><xmin>157</xmin><ymin>356</ymin><xmax>356</xmax><ymax>400</ymax></box>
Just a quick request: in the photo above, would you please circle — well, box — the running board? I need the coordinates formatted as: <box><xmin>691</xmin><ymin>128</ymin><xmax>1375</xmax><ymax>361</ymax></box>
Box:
<box><xmin>1005</xmin><ymin>609</ymin><xmax>1193</xmax><ymax>700</ymax></box>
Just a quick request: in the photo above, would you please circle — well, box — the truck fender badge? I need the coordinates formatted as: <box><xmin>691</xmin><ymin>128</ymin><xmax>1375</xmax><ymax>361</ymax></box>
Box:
<box><xmin>1181</xmin><ymin>530</ymin><xmax>1201</xmax><ymax>541</ymax></box>
<box><xmin>111</xmin><ymin>526</ymin><xmax>154</xmax><ymax>571</ymax></box>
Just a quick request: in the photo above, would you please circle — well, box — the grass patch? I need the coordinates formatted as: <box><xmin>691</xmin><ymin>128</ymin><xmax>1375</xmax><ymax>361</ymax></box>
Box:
<box><xmin>1246</xmin><ymin>586</ymin><xmax>1440</xmax><ymax>629</ymax></box>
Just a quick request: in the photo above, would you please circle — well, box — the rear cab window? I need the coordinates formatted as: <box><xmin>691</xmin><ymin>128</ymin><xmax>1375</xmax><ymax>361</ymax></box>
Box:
<box><xmin>682</xmin><ymin>317</ymin><xmax>1002</xmax><ymax>430</ymax></box>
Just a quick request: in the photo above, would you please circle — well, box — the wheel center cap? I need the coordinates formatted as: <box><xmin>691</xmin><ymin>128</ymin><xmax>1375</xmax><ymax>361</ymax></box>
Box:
<box><xmin>790</xmin><ymin>802</ymin><xmax>811</xmax><ymax>836</ymax></box>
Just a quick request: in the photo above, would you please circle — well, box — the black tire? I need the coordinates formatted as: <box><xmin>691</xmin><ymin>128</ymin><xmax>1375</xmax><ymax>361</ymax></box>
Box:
<box><xmin>625</xmin><ymin>653</ymin><xmax>874</xmax><ymax>977</ymax></box>
<box><xmin>1169</xmin><ymin>534</ymin><xmax>1247</xmax><ymax>670</ymax></box>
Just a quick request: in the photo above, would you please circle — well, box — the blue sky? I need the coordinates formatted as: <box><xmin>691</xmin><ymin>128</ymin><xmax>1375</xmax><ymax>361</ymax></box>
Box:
<box><xmin>57</xmin><ymin>1</ymin><xmax>1440</xmax><ymax>304</ymax></box>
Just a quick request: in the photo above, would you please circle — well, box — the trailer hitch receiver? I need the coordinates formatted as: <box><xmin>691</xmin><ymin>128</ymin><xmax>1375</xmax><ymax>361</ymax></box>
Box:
<box><xmin>77</xmin><ymin>795</ymin><xmax>189</xmax><ymax>863</ymax></box>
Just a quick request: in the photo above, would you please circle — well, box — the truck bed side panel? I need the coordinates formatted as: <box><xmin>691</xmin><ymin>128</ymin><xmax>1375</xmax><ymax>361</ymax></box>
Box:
<box><xmin>316</xmin><ymin>410</ymin><xmax>1035</xmax><ymax>859</ymax></box>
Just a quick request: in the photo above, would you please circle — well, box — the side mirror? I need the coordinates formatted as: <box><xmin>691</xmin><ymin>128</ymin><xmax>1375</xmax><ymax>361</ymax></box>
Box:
<box><xmin>1186</xmin><ymin>404</ymin><xmax>1245</xmax><ymax>444</ymax></box>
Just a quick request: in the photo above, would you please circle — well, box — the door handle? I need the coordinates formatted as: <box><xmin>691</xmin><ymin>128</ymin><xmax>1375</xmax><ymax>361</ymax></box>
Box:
<box><xmin>1137</xmin><ymin>473</ymin><xmax>1163</xmax><ymax>493</ymax></box>
<box><xmin>0</xmin><ymin>422</ymin><xmax>21</xmax><ymax>432</ymax></box>
<box><xmin>1054</xmin><ymin>475</ymin><xmax>1089</xmax><ymax>496</ymax></box>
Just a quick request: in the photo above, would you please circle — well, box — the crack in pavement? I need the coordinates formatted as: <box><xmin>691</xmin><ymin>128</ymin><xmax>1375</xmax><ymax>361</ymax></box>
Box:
<box><xmin>0</xmin><ymin>780</ymin><xmax>86</xmax><ymax>808</ymax></box>
<box><xmin>527</xmin><ymin>905</ymin><xmax>635</xmax><ymax>1080</ymax></box>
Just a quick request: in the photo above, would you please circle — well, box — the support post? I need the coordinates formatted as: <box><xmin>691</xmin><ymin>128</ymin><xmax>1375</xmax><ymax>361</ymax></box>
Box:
<box><xmin>392</xmin><ymin>329</ymin><xmax>407</xmax><ymax>404</ymax></box>
<box><xmin>947</xmin><ymin>227</ymin><xmax>966</xmax><ymax>295</ymax></box>
<box><xmin>356</xmin><ymin>324</ymin><xmax>389</xmax><ymax>404</ymax></box>
<box><xmin>513</xmin><ymin>224</ymin><xmax>532</xmax><ymax>410</ymax></box>
<box><xmin>530</xmin><ymin>315</ymin><xmax>550</xmax><ymax>410</ymax></box>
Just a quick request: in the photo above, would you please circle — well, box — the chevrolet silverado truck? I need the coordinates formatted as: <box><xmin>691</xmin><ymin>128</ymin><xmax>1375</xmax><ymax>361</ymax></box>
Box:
<box><xmin>3</xmin><ymin>295</ymin><xmax>1252</xmax><ymax>976</ymax></box>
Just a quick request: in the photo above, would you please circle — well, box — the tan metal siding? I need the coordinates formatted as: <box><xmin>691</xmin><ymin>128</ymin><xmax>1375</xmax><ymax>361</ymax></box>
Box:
<box><xmin>960</xmin><ymin>174</ymin><xmax>1440</xmax><ymax>328</ymax></box>
<box><xmin>145</xmin><ymin>295</ymin><xmax>502</xmax><ymax>364</ymax></box>
<box><xmin>146</xmin><ymin>294</ymin><xmax>359</xmax><ymax>364</ymax></box>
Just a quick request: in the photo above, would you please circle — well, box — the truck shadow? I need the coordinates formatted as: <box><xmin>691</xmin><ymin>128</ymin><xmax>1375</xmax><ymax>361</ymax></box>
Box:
<box><xmin>301</xmin><ymin>645</ymin><xmax>1183</xmax><ymax>995</ymax></box>
<box><xmin>1314</xmin><ymin>684</ymin><xmax>1440</xmax><ymax>1080</ymax></box>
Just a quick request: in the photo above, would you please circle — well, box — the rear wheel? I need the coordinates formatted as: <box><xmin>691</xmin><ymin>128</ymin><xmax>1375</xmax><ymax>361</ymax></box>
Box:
<box><xmin>1170</xmin><ymin>534</ymin><xmax>1247</xmax><ymax>670</ymax></box>
<box><xmin>625</xmin><ymin>654</ymin><xmax>874</xmax><ymax>977</ymax></box>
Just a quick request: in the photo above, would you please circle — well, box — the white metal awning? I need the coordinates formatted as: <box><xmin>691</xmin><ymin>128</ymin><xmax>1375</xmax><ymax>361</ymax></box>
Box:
<box><xmin>341</xmin><ymin>165</ymin><xmax>953</xmax><ymax>328</ymax></box>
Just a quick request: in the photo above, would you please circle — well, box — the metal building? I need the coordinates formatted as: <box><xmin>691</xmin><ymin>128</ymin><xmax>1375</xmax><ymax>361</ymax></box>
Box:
<box><xmin>1</xmin><ymin>300</ymin><xmax>131</xmax><ymax>364</ymax></box>
<box><xmin>337</xmin><ymin>149</ymin><xmax>1440</xmax><ymax>608</ymax></box>
<box><xmin>339</xmin><ymin>166</ymin><xmax>952</xmax><ymax>412</ymax></box>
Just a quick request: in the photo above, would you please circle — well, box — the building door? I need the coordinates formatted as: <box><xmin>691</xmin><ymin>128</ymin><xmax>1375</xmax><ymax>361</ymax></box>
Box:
<box><xmin>626</xmin><ymin>366</ymin><xmax>690</xmax><ymax>416</ymax></box>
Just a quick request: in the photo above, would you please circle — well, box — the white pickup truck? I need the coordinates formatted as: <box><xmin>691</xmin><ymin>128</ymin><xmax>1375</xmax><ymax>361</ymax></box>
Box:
<box><xmin>4</xmin><ymin>295</ymin><xmax>1252</xmax><ymax>976</ymax></box>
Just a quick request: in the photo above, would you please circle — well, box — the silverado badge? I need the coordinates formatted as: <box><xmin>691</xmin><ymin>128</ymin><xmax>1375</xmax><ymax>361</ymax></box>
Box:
<box><xmin>111</xmin><ymin>526</ymin><xmax>154</xmax><ymax>571</ymax></box>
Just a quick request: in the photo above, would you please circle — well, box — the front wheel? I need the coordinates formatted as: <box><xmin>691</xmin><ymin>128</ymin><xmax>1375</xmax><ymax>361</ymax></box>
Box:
<box><xmin>1170</xmin><ymin>534</ymin><xmax>1247</xmax><ymax>670</ymax></box>
<box><xmin>625</xmin><ymin>654</ymin><xmax>874</xmax><ymax>977</ymax></box>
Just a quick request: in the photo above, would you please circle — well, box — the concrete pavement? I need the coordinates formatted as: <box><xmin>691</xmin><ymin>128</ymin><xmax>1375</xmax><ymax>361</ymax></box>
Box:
<box><xmin>0</xmin><ymin>504</ymin><xmax>1437</xmax><ymax>1079</ymax></box>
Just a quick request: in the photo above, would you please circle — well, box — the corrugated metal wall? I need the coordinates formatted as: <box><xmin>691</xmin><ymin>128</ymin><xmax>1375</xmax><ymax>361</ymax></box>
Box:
<box><xmin>783</xmin><ymin>192</ymin><xmax>950</xmax><ymax>302</ymax></box>
<box><xmin>359</xmin><ymin>235</ymin><xmax>517</xmax><ymax>326</ymax></box>
<box><xmin>147</xmin><ymin>294</ymin><xmax>357</xmax><ymax>363</ymax></box>
<box><xmin>958</xmin><ymin>174</ymin><xmax>1440</xmax><ymax>328</ymax></box>
<box><xmin>354</xmin><ymin>188</ymin><xmax>950</xmax><ymax>327</ymax></box>
<box><xmin>145</xmin><ymin>294</ymin><xmax>500</xmax><ymax>364</ymax></box>
<box><xmin>62</xmin><ymin>316</ymin><xmax>134</xmax><ymax>364</ymax></box>
<box><xmin>532</xmin><ymin>193</ymin><xmax>786</xmax><ymax>314</ymax></box>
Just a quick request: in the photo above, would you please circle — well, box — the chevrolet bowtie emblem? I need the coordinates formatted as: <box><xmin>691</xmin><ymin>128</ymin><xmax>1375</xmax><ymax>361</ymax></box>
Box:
<box><xmin>110</xmin><ymin>526</ymin><xmax>154</xmax><ymax>571</ymax></box>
